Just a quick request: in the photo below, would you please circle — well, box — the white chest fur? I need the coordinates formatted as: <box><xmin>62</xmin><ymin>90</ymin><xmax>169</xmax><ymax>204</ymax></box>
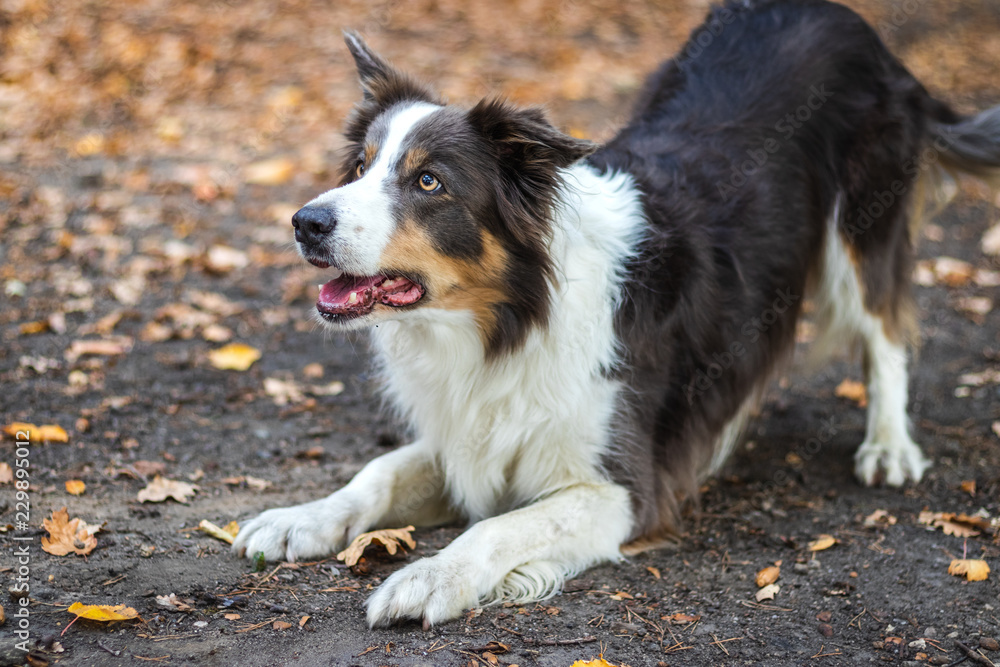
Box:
<box><xmin>370</xmin><ymin>164</ymin><xmax>646</xmax><ymax>521</ymax></box>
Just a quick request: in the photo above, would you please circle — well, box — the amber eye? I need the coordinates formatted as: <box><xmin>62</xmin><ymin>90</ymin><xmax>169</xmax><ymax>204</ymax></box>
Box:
<box><xmin>355</xmin><ymin>161</ymin><xmax>366</xmax><ymax>178</ymax></box>
<box><xmin>418</xmin><ymin>172</ymin><xmax>440</xmax><ymax>192</ymax></box>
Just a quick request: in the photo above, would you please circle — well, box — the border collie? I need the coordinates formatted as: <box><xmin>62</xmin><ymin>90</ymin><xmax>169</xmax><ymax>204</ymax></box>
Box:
<box><xmin>234</xmin><ymin>0</ymin><xmax>1000</xmax><ymax>628</ymax></box>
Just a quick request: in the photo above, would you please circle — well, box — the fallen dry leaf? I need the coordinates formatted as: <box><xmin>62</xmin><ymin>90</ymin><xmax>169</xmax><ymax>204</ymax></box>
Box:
<box><xmin>205</xmin><ymin>245</ymin><xmax>249</xmax><ymax>273</ymax></box>
<box><xmin>993</xmin><ymin>421</ymin><xmax>1000</xmax><ymax>439</ymax></box>
<box><xmin>263</xmin><ymin>377</ymin><xmax>306</xmax><ymax>405</ymax></box>
<box><xmin>221</xmin><ymin>475</ymin><xmax>272</xmax><ymax>490</ymax></box>
<box><xmin>299</xmin><ymin>615</ymin><xmax>310</xmax><ymax>628</ymax></box>
<box><xmin>41</xmin><ymin>508</ymin><xmax>101</xmax><ymax>557</ymax></box>
<box><xmin>834</xmin><ymin>379</ymin><xmax>868</xmax><ymax>407</ymax></box>
<box><xmin>0</xmin><ymin>463</ymin><xmax>12</xmax><ymax>484</ymax></box>
<box><xmin>2</xmin><ymin>422</ymin><xmax>69</xmax><ymax>444</ymax></box>
<box><xmin>664</xmin><ymin>612</ymin><xmax>701</xmax><ymax>624</ymax></box>
<box><xmin>863</xmin><ymin>509</ymin><xmax>897</xmax><ymax>528</ymax></box>
<box><xmin>64</xmin><ymin>336</ymin><xmax>134</xmax><ymax>363</ymax></box>
<box><xmin>156</xmin><ymin>593</ymin><xmax>194</xmax><ymax>612</ymax></box>
<box><xmin>67</xmin><ymin>602</ymin><xmax>138</xmax><ymax>622</ymax></box>
<box><xmin>646</xmin><ymin>566</ymin><xmax>661</xmax><ymax>579</ymax></box>
<box><xmin>919</xmin><ymin>511</ymin><xmax>995</xmax><ymax>537</ymax></box>
<box><xmin>807</xmin><ymin>534</ymin><xmax>837</xmax><ymax>552</ymax></box>
<box><xmin>199</xmin><ymin>519</ymin><xmax>239</xmax><ymax>544</ymax></box>
<box><xmin>273</xmin><ymin>620</ymin><xmax>293</xmax><ymax>631</ymax></box>
<box><xmin>208</xmin><ymin>343</ymin><xmax>261</xmax><ymax>371</ymax></box>
<box><xmin>982</xmin><ymin>224</ymin><xmax>1000</xmax><ymax>256</ymax></box>
<box><xmin>960</xmin><ymin>480</ymin><xmax>976</xmax><ymax>496</ymax></box>
<box><xmin>65</xmin><ymin>480</ymin><xmax>86</xmax><ymax>495</ymax></box>
<box><xmin>930</xmin><ymin>256</ymin><xmax>976</xmax><ymax>287</ymax></box>
<box><xmin>948</xmin><ymin>559</ymin><xmax>990</xmax><ymax>581</ymax></box>
<box><xmin>755</xmin><ymin>583</ymin><xmax>780</xmax><ymax>601</ymax></box>
<box><xmin>336</xmin><ymin>526</ymin><xmax>416</xmax><ymax>567</ymax></box>
<box><xmin>245</xmin><ymin>157</ymin><xmax>295</xmax><ymax>186</ymax></box>
<box><xmin>570</xmin><ymin>659</ymin><xmax>619</xmax><ymax>667</ymax></box>
<box><xmin>137</xmin><ymin>475</ymin><xmax>198</xmax><ymax>503</ymax></box>
<box><xmin>755</xmin><ymin>565</ymin><xmax>780</xmax><ymax>588</ymax></box>
<box><xmin>224</xmin><ymin>613</ymin><xmax>241</xmax><ymax>621</ymax></box>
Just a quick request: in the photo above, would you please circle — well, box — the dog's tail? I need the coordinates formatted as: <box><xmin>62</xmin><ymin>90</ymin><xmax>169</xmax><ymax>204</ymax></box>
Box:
<box><xmin>931</xmin><ymin>102</ymin><xmax>1000</xmax><ymax>185</ymax></box>
<box><xmin>911</xmin><ymin>100</ymin><xmax>1000</xmax><ymax>228</ymax></box>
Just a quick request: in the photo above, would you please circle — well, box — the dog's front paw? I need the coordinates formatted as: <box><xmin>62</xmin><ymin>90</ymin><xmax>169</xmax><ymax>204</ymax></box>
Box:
<box><xmin>232</xmin><ymin>496</ymin><xmax>361</xmax><ymax>562</ymax></box>
<box><xmin>854</xmin><ymin>436</ymin><xmax>930</xmax><ymax>487</ymax></box>
<box><xmin>366</xmin><ymin>556</ymin><xmax>479</xmax><ymax>629</ymax></box>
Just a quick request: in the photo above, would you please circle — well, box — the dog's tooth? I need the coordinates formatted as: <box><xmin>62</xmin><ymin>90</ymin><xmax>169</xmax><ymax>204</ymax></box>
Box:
<box><xmin>348</xmin><ymin>292</ymin><xmax>357</xmax><ymax>304</ymax></box>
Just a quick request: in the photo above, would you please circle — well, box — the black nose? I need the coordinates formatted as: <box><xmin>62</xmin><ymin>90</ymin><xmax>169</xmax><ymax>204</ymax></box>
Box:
<box><xmin>292</xmin><ymin>206</ymin><xmax>337</xmax><ymax>245</ymax></box>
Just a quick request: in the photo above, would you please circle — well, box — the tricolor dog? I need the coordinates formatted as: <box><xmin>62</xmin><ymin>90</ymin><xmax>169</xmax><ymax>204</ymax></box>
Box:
<box><xmin>234</xmin><ymin>0</ymin><xmax>1000</xmax><ymax>627</ymax></box>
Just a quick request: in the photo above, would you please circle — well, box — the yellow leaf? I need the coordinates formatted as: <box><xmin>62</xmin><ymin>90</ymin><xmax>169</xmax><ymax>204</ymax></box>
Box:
<box><xmin>755</xmin><ymin>565</ymin><xmax>780</xmax><ymax>588</ymax></box>
<box><xmin>208</xmin><ymin>343</ymin><xmax>261</xmax><ymax>371</ymax></box>
<box><xmin>41</xmin><ymin>508</ymin><xmax>100</xmax><ymax>557</ymax></box>
<box><xmin>65</xmin><ymin>480</ymin><xmax>86</xmax><ymax>495</ymax></box>
<box><xmin>948</xmin><ymin>559</ymin><xmax>990</xmax><ymax>582</ymax></box>
<box><xmin>336</xmin><ymin>526</ymin><xmax>416</xmax><ymax>567</ymax></box>
<box><xmin>137</xmin><ymin>476</ymin><xmax>198</xmax><ymax>503</ymax></box>
<box><xmin>39</xmin><ymin>424</ymin><xmax>69</xmax><ymax>443</ymax></box>
<box><xmin>570</xmin><ymin>659</ymin><xmax>618</xmax><ymax>667</ymax></box>
<box><xmin>918</xmin><ymin>511</ymin><xmax>992</xmax><ymax>538</ymax></box>
<box><xmin>807</xmin><ymin>534</ymin><xmax>837</xmax><ymax>552</ymax></box>
<box><xmin>199</xmin><ymin>519</ymin><xmax>239</xmax><ymax>544</ymax></box>
<box><xmin>67</xmin><ymin>602</ymin><xmax>138</xmax><ymax>622</ymax></box>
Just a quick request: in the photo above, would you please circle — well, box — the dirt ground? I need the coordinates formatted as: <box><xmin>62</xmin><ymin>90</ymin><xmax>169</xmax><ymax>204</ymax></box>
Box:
<box><xmin>2</xmin><ymin>1</ymin><xmax>1000</xmax><ymax>665</ymax></box>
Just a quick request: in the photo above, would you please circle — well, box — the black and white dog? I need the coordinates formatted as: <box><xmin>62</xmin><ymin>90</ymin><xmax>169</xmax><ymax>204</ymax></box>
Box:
<box><xmin>234</xmin><ymin>0</ymin><xmax>1000</xmax><ymax>627</ymax></box>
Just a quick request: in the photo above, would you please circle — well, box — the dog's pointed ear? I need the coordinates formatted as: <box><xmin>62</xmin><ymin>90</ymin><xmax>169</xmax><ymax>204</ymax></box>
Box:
<box><xmin>468</xmin><ymin>98</ymin><xmax>596</xmax><ymax>247</ymax></box>
<box><xmin>468</xmin><ymin>98</ymin><xmax>597</xmax><ymax>169</ymax></box>
<box><xmin>343</xmin><ymin>30</ymin><xmax>390</xmax><ymax>99</ymax></box>
<box><xmin>342</xmin><ymin>30</ymin><xmax>437</xmax><ymax>106</ymax></box>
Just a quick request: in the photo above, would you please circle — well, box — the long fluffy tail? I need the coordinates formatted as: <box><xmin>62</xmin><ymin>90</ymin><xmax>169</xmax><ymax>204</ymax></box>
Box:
<box><xmin>931</xmin><ymin>104</ymin><xmax>1000</xmax><ymax>186</ymax></box>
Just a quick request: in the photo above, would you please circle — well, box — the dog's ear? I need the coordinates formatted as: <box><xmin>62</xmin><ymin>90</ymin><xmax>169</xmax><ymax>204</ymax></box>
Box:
<box><xmin>343</xmin><ymin>30</ymin><xmax>437</xmax><ymax>107</ymax></box>
<box><xmin>468</xmin><ymin>98</ymin><xmax>597</xmax><ymax>246</ymax></box>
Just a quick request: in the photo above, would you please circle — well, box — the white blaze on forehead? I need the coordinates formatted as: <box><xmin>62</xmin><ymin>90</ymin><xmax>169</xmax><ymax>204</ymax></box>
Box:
<box><xmin>307</xmin><ymin>102</ymin><xmax>440</xmax><ymax>276</ymax></box>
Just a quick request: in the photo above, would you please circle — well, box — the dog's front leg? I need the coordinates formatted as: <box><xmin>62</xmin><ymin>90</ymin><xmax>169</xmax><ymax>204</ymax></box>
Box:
<box><xmin>233</xmin><ymin>442</ymin><xmax>455</xmax><ymax>562</ymax></box>
<box><xmin>366</xmin><ymin>481</ymin><xmax>632</xmax><ymax>628</ymax></box>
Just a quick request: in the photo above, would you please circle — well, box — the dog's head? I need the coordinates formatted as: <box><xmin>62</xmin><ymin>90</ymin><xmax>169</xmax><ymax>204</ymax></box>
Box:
<box><xmin>292</xmin><ymin>32</ymin><xmax>595</xmax><ymax>355</ymax></box>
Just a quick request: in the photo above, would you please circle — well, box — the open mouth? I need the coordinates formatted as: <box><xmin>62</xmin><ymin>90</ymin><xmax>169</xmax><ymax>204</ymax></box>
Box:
<box><xmin>316</xmin><ymin>273</ymin><xmax>424</xmax><ymax>320</ymax></box>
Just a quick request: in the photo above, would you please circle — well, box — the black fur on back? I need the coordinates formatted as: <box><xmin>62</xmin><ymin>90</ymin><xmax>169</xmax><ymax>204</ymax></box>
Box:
<box><xmin>591</xmin><ymin>0</ymin><xmax>978</xmax><ymax>539</ymax></box>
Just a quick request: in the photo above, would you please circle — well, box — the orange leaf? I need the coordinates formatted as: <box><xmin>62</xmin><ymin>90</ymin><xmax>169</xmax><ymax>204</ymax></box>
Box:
<box><xmin>834</xmin><ymin>379</ymin><xmax>867</xmax><ymax>407</ymax></box>
<box><xmin>65</xmin><ymin>480</ymin><xmax>86</xmax><ymax>495</ymax></box>
<box><xmin>42</xmin><ymin>508</ymin><xmax>101</xmax><ymax>556</ymax></box>
<box><xmin>755</xmin><ymin>565</ymin><xmax>780</xmax><ymax>588</ymax></box>
<box><xmin>807</xmin><ymin>534</ymin><xmax>837</xmax><ymax>552</ymax></box>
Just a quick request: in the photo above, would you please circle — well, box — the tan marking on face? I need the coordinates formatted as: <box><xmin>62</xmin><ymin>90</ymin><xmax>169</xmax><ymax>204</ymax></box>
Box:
<box><xmin>378</xmin><ymin>220</ymin><xmax>510</xmax><ymax>341</ymax></box>
<box><xmin>401</xmin><ymin>147</ymin><xmax>429</xmax><ymax>175</ymax></box>
<box><xmin>364</xmin><ymin>143</ymin><xmax>379</xmax><ymax>168</ymax></box>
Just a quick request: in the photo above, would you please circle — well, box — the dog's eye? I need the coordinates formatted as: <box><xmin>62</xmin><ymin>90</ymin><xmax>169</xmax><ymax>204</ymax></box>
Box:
<box><xmin>418</xmin><ymin>172</ymin><xmax>441</xmax><ymax>192</ymax></box>
<box><xmin>355</xmin><ymin>161</ymin><xmax>366</xmax><ymax>178</ymax></box>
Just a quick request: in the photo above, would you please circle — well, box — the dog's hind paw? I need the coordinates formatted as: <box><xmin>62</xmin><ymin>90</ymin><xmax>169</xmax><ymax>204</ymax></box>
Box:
<box><xmin>232</xmin><ymin>496</ymin><xmax>361</xmax><ymax>562</ymax></box>
<box><xmin>366</xmin><ymin>556</ymin><xmax>478</xmax><ymax>629</ymax></box>
<box><xmin>854</xmin><ymin>436</ymin><xmax>930</xmax><ymax>487</ymax></box>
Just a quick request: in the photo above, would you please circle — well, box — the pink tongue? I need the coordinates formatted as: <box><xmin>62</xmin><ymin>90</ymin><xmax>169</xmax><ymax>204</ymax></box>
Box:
<box><xmin>318</xmin><ymin>275</ymin><xmax>383</xmax><ymax>307</ymax></box>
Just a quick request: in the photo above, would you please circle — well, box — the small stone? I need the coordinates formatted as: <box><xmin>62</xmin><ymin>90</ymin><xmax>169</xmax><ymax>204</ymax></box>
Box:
<box><xmin>929</xmin><ymin>656</ymin><xmax>952</xmax><ymax>666</ymax></box>
<box><xmin>808</xmin><ymin>559</ymin><xmax>821</xmax><ymax>569</ymax></box>
<box><xmin>980</xmin><ymin>638</ymin><xmax>999</xmax><ymax>652</ymax></box>
<box><xmin>946</xmin><ymin>631</ymin><xmax>960</xmax><ymax>639</ymax></box>
<box><xmin>816</xmin><ymin>611</ymin><xmax>832</xmax><ymax>622</ymax></box>
<box><xmin>819</xmin><ymin>623</ymin><xmax>834</xmax><ymax>637</ymax></box>
<box><xmin>923</xmin><ymin>627</ymin><xmax>937</xmax><ymax>637</ymax></box>
<box><xmin>908</xmin><ymin>639</ymin><xmax>926</xmax><ymax>650</ymax></box>
<box><xmin>794</xmin><ymin>563</ymin><xmax>810</xmax><ymax>574</ymax></box>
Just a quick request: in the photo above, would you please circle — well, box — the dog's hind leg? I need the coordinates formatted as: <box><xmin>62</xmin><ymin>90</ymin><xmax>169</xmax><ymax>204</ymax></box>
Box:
<box><xmin>810</xmin><ymin>195</ymin><xmax>930</xmax><ymax>487</ymax></box>
<box><xmin>233</xmin><ymin>441</ymin><xmax>457</xmax><ymax>562</ymax></box>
